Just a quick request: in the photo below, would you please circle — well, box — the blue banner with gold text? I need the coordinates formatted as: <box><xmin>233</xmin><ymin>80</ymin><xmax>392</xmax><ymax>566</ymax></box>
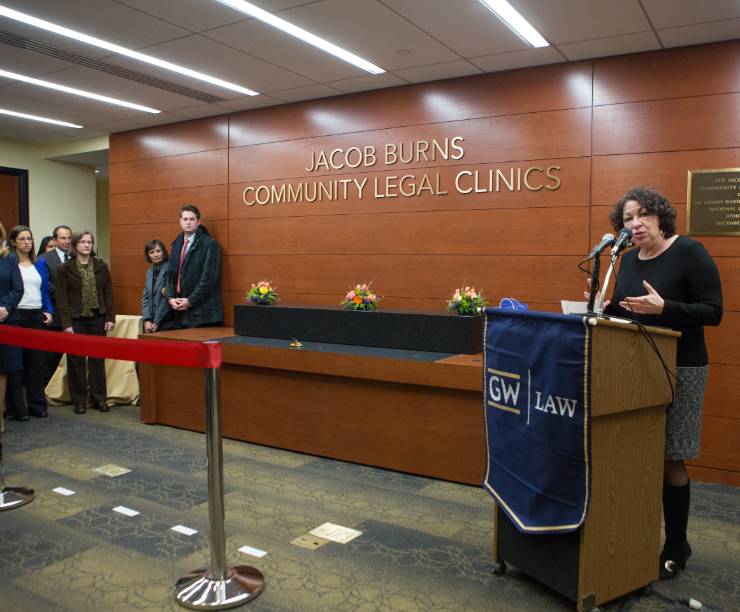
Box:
<box><xmin>482</xmin><ymin>309</ymin><xmax>592</xmax><ymax>534</ymax></box>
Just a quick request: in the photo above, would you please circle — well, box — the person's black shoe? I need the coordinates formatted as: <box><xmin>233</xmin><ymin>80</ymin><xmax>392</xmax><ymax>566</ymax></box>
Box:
<box><xmin>30</xmin><ymin>411</ymin><xmax>48</xmax><ymax>418</ymax></box>
<box><xmin>14</xmin><ymin>415</ymin><xmax>29</xmax><ymax>422</ymax></box>
<box><xmin>659</xmin><ymin>540</ymin><xmax>692</xmax><ymax>580</ymax></box>
<box><xmin>94</xmin><ymin>402</ymin><xmax>110</xmax><ymax>412</ymax></box>
<box><xmin>74</xmin><ymin>405</ymin><xmax>86</xmax><ymax>415</ymax></box>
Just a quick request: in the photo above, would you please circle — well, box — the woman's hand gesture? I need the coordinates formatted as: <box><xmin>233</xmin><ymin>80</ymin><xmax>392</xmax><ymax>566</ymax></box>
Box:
<box><xmin>618</xmin><ymin>280</ymin><xmax>665</xmax><ymax>315</ymax></box>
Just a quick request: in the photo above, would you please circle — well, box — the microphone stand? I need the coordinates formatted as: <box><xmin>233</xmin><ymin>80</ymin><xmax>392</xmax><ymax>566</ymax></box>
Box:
<box><xmin>596</xmin><ymin>252</ymin><xmax>620</xmax><ymax>318</ymax></box>
<box><xmin>586</xmin><ymin>255</ymin><xmax>601</xmax><ymax>315</ymax></box>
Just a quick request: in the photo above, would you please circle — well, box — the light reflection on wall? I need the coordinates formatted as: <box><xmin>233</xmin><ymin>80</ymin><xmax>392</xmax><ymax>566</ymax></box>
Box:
<box><xmin>566</xmin><ymin>72</ymin><xmax>593</xmax><ymax>105</ymax></box>
<box><xmin>140</xmin><ymin>136</ymin><xmax>177</xmax><ymax>153</ymax></box>
<box><xmin>307</xmin><ymin>109</ymin><xmax>352</xmax><ymax>132</ymax></box>
<box><xmin>421</xmin><ymin>92</ymin><xmax>475</xmax><ymax>121</ymax></box>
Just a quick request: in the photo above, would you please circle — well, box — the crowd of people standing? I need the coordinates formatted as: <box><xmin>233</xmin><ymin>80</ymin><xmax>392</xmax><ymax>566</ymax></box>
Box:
<box><xmin>0</xmin><ymin>202</ymin><xmax>223</xmax><ymax>428</ymax></box>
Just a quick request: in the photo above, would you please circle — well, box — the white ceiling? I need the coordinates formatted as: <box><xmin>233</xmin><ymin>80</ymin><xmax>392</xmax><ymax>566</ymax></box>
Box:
<box><xmin>0</xmin><ymin>0</ymin><xmax>738</xmax><ymax>145</ymax></box>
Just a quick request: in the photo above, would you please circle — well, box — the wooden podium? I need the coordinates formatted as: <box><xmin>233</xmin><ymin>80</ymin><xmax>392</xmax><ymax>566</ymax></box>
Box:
<box><xmin>492</xmin><ymin>318</ymin><xmax>679</xmax><ymax>611</ymax></box>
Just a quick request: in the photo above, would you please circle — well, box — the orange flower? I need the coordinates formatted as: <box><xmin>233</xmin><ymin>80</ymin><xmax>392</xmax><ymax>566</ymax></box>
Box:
<box><xmin>353</xmin><ymin>295</ymin><xmax>363</xmax><ymax>305</ymax></box>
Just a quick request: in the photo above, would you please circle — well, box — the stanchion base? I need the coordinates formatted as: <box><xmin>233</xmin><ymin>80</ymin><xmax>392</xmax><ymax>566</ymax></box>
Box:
<box><xmin>0</xmin><ymin>486</ymin><xmax>35</xmax><ymax>511</ymax></box>
<box><xmin>175</xmin><ymin>566</ymin><xmax>264</xmax><ymax>610</ymax></box>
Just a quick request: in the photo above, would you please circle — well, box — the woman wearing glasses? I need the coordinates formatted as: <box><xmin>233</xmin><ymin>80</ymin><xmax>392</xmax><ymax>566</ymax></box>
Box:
<box><xmin>55</xmin><ymin>230</ymin><xmax>115</xmax><ymax>415</ymax></box>
<box><xmin>602</xmin><ymin>187</ymin><xmax>723</xmax><ymax>580</ymax></box>
<box><xmin>6</xmin><ymin>225</ymin><xmax>53</xmax><ymax>420</ymax></box>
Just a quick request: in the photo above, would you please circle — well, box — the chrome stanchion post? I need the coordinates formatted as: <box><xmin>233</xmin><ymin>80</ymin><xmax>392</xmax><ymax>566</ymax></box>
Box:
<box><xmin>175</xmin><ymin>363</ymin><xmax>265</xmax><ymax>609</ymax></box>
<box><xmin>0</xmin><ymin>425</ymin><xmax>35</xmax><ymax>512</ymax></box>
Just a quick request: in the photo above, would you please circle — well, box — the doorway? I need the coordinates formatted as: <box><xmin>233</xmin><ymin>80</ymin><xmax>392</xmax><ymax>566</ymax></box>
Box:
<box><xmin>0</xmin><ymin>166</ymin><xmax>29</xmax><ymax>230</ymax></box>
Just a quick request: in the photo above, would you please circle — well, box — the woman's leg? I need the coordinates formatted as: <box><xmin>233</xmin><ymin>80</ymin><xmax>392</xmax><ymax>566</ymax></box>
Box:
<box><xmin>86</xmin><ymin>315</ymin><xmax>108</xmax><ymax>410</ymax></box>
<box><xmin>67</xmin><ymin>318</ymin><xmax>89</xmax><ymax>411</ymax></box>
<box><xmin>6</xmin><ymin>371</ymin><xmax>28</xmax><ymax>420</ymax></box>
<box><xmin>660</xmin><ymin>366</ymin><xmax>705</xmax><ymax>580</ymax></box>
<box><xmin>661</xmin><ymin>459</ymin><xmax>692</xmax><ymax>579</ymax></box>
<box><xmin>22</xmin><ymin>310</ymin><xmax>49</xmax><ymax>417</ymax></box>
<box><xmin>0</xmin><ymin>373</ymin><xmax>6</xmax><ymax>433</ymax></box>
<box><xmin>664</xmin><ymin>459</ymin><xmax>688</xmax><ymax>486</ymax></box>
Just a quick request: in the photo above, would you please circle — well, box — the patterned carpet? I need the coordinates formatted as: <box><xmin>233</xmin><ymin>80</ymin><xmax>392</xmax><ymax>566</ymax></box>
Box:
<box><xmin>1</xmin><ymin>405</ymin><xmax>737</xmax><ymax>611</ymax></box>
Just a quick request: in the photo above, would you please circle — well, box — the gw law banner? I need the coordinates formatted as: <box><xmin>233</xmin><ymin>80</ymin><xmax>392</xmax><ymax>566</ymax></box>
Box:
<box><xmin>482</xmin><ymin>309</ymin><xmax>592</xmax><ymax>534</ymax></box>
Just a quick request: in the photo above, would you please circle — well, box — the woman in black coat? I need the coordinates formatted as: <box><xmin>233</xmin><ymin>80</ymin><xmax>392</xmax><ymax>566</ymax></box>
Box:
<box><xmin>55</xmin><ymin>230</ymin><xmax>115</xmax><ymax>415</ymax></box>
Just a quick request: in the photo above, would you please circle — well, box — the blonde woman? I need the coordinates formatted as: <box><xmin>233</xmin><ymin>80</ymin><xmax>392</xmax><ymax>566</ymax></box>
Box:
<box><xmin>0</xmin><ymin>222</ymin><xmax>24</xmax><ymax>429</ymax></box>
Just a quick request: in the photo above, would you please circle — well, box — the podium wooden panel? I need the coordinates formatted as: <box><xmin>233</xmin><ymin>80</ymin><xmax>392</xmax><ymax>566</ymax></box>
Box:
<box><xmin>492</xmin><ymin>319</ymin><xmax>678</xmax><ymax>610</ymax></box>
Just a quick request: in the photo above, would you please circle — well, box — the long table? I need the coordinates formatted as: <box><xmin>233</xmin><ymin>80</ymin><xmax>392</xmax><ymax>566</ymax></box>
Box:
<box><xmin>139</xmin><ymin>327</ymin><xmax>485</xmax><ymax>484</ymax></box>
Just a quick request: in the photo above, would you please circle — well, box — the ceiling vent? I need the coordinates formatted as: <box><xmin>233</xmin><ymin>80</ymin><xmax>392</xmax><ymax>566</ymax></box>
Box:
<box><xmin>0</xmin><ymin>29</ymin><xmax>226</xmax><ymax>103</ymax></box>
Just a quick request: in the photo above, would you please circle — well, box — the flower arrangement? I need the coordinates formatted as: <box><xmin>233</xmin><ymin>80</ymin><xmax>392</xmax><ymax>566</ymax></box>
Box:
<box><xmin>448</xmin><ymin>286</ymin><xmax>487</xmax><ymax>315</ymax></box>
<box><xmin>247</xmin><ymin>280</ymin><xmax>279</xmax><ymax>305</ymax></box>
<box><xmin>341</xmin><ymin>283</ymin><xmax>379</xmax><ymax>311</ymax></box>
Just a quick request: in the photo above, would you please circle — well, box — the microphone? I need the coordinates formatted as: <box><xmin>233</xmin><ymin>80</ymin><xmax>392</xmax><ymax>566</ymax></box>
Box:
<box><xmin>587</xmin><ymin>233</ymin><xmax>615</xmax><ymax>259</ymax></box>
<box><xmin>610</xmin><ymin>228</ymin><xmax>633</xmax><ymax>257</ymax></box>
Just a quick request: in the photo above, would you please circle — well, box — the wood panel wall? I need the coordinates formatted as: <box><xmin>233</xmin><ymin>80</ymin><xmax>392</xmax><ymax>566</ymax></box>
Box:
<box><xmin>109</xmin><ymin>40</ymin><xmax>740</xmax><ymax>485</ymax></box>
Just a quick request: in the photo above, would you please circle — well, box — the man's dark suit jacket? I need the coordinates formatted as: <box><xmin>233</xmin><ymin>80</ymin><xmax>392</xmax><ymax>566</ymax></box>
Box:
<box><xmin>42</xmin><ymin>249</ymin><xmax>65</xmax><ymax>284</ymax></box>
<box><xmin>42</xmin><ymin>249</ymin><xmax>66</xmax><ymax>327</ymax></box>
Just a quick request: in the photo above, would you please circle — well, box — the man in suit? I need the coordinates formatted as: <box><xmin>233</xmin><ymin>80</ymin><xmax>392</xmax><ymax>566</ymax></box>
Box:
<box><xmin>41</xmin><ymin>225</ymin><xmax>72</xmax><ymax>381</ymax></box>
<box><xmin>164</xmin><ymin>204</ymin><xmax>223</xmax><ymax>329</ymax></box>
<box><xmin>42</xmin><ymin>225</ymin><xmax>72</xmax><ymax>279</ymax></box>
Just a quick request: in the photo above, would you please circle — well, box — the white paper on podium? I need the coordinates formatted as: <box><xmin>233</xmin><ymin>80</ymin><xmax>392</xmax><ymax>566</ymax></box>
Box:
<box><xmin>561</xmin><ymin>300</ymin><xmax>589</xmax><ymax>315</ymax></box>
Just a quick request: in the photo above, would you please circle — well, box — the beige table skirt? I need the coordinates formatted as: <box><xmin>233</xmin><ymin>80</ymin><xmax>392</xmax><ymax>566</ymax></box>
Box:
<box><xmin>45</xmin><ymin>314</ymin><xmax>141</xmax><ymax>406</ymax></box>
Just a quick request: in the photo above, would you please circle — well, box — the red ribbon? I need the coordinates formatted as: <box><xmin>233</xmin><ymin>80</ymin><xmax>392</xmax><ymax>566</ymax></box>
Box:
<box><xmin>0</xmin><ymin>325</ymin><xmax>221</xmax><ymax>369</ymax></box>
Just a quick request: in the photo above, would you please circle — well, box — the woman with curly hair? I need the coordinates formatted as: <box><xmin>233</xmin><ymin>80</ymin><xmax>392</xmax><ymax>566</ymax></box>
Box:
<box><xmin>604</xmin><ymin>186</ymin><xmax>723</xmax><ymax>579</ymax></box>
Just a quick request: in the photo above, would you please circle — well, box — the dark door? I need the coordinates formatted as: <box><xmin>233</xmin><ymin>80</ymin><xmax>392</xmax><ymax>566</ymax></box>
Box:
<box><xmin>0</xmin><ymin>166</ymin><xmax>29</xmax><ymax>230</ymax></box>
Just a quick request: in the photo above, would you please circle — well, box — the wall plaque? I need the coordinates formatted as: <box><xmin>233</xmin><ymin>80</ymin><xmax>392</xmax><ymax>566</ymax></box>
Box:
<box><xmin>687</xmin><ymin>169</ymin><xmax>740</xmax><ymax>236</ymax></box>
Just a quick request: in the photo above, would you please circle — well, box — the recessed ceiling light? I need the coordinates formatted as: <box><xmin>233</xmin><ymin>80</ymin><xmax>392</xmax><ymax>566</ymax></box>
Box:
<box><xmin>0</xmin><ymin>4</ymin><xmax>259</xmax><ymax>96</ymax></box>
<box><xmin>479</xmin><ymin>0</ymin><xmax>549</xmax><ymax>48</ymax></box>
<box><xmin>0</xmin><ymin>68</ymin><xmax>161</xmax><ymax>113</ymax></box>
<box><xmin>0</xmin><ymin>107</ymin><xmax>83</xmax><ymax>128</ymax></box>
<box><xmin>213</xmin><ymin>0</ymin><xmax>385</xmax><ymax>75</ymax></box>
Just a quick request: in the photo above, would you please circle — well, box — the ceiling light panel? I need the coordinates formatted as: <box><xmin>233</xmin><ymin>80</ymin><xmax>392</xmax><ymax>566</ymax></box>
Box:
<box><xmin>0</xmin><ymin>4</ymin><xmax>259</xmax><ymax>95</ymax></box>
<box><xmin>1</xmin><ymin>0</ymin><xmax>190</xmax><ymax>51</ymax></box>
<box><xmin>0</xmin><ymin>68</ymin><xmax>161</xmax><ymax>113</ymax></box>
<box><xmin>213</xmin><ymin>0</ymin><xmax>385</xmax><ymax>74</ymax></box>
<box><xmin>113</xmin><ymin>0</ymin><xmax>254</xmax><ymax>33</ymax></box>
<box><xmin>0</xmin><ymin>107</ymin><xmax>83</xmax><ymax>127</ymax></box>
<box><xmin>383</xmin><ymin>0</ymin><xmax>527</xmax><ymax>57</ymax></box>
<box><xmin>512</xmin><ymin>0</ymin><xmax>648</xmax><ymax>44</ymax></box>
<box><xmin>479</xmin><ymin>0</ymin><xmax>549</xmax><ymax>48</ymax></box>
<box><xmin>276</xmin><ymin>0</ymin><xmax>461</xmax><ymax>72</ymax></box>
<box><xmin>203</xmin><ymin>20</ymin><xmax>369</xmax><ymax>83</ymax></box>
<box><xmin>107</xmin><ymin>34</ymin><xmax>315</xmax><ymax>98</ymax></box>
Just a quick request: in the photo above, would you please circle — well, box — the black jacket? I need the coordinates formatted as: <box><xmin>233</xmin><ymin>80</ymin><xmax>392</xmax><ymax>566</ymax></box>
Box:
<box><xmin>166</xmin><ymin>226</ymin><xmax>223</xmax><ymax>327</ymax></box>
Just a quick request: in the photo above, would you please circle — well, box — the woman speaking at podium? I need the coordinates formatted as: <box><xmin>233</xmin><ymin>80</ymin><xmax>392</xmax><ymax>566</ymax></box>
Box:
<box><xmin>604</xmin><ymin>186</ymin><xmax>723</xmax><ymax>580</ymax></box>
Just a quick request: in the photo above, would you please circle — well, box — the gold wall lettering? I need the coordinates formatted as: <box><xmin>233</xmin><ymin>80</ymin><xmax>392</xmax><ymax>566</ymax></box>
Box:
<box><xmin>244</xmin><ymin>136</ymin><xmax>561</xmax><ymax>206</ymax></box>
